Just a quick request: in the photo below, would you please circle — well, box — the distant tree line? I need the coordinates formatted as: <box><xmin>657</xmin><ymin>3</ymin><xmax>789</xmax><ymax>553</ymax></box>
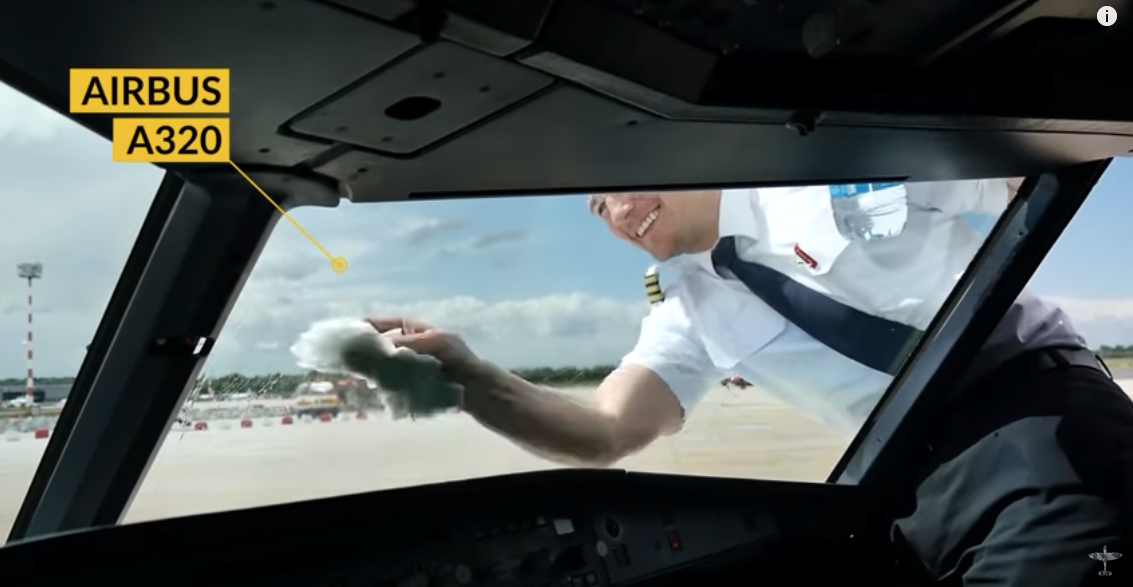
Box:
<box><xmin>0</xmin><ymin>366</ymin><xmax>619</xmax><ymax>395</ymax></box>
<box><xmin>6</xmin><ymin>347</ymin><xmax>1131</xmax><ymax>392</ymax></box>
<box><xmin>1099</xmin><ymin>345</ymin><xmax>1133</xmax><ymax>359</ymax></box>
<box><xmin>191</xmin><ymin>366</ymin><xmax>617</xmax><ymax>395</ymax></box>
<box><xmin>0</xmin><ymin>376</ymin><xmax>75</xmax><ymax>386</ymax></box>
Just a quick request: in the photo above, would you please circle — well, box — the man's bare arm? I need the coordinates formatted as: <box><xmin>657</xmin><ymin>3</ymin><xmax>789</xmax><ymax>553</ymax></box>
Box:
<box><xmin>455</xmin><ymin>361</ymin><xmax>684</xmax><ymax>467</ymax></box>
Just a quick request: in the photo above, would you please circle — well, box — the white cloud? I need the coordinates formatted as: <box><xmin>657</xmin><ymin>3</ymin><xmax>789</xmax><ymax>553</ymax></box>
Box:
<box><xmin>210</xmin><ymin>291</ymin><xmax>648</xmax><ymax>374</ymax></box>
<box><xmin>391</xmin><ymin>215</ymin><xmax>467</xmax><ymax>244</ymax></box>
<box><xmin>364</xmin><ymin>293</ymin><xmax>648</xmax><ymax>366</ymax></box>
<box><xmin>205</xmin><ymin>224</ymin><xmax>650</xmax><ymax>374</ymax></box>
<box><xmin>440</xmin><ymin>229</ymin><xmax>529</xmax><ymax>257</ymax></box>
<box><xmin>1046</xmin><ymin>296</ymin><xmax>1133</xmax><ymax>347</ymax></box>
<box><xmin>0</xmin><ymin>83</ymin><xmax>164</xmax><ymax>377</ymax></box>
<box><xmin>0</xmin><ymin>85</ymin><xmax>72</xmax><ymax>142</ymax></box>
<box><xmin>1047</xmin><ymin>296</ymin><xmax>1133</xmax><ymax>321</ymax></box>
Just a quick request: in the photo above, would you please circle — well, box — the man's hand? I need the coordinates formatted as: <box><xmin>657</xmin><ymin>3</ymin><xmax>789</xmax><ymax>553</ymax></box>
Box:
<box><xmin>366</xmin><ymin>317</ymin><xmax>483</xmax><ymax>380</ymax></box>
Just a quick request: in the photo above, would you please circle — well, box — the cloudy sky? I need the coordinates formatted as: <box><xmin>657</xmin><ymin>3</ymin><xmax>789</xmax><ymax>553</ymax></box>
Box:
<box><xmin>1</xmin><ymin>82</ymin><xmax>1131</xmax><ymax>379</ymax></box>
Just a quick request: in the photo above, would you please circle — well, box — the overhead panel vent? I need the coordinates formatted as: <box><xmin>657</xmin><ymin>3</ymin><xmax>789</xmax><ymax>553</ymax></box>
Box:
<box><xmin>287</xmin><ymin>41</ymin><xmax>554</xmax><ymax>155</ymax></box>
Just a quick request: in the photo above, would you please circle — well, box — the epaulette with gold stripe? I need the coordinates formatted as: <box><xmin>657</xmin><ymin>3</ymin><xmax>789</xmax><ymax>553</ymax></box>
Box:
<box><xmin>644</xmin><ymin>265</ymin><xmax>665</xmax><ymax>305</ymax></box>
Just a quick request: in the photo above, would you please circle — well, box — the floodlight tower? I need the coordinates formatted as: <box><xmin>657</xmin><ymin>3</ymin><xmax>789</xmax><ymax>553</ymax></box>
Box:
<box><xmin>17</xmin><ymin>263</ymin><xmax>43</xmax><ymax>402</ymax></box>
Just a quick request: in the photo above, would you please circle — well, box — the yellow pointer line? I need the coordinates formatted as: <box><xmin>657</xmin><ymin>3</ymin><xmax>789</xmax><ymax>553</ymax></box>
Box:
<box><xmin>228</xmin><ymin>160</ymin><xmax>347</xmax><ymax>273</ymax></box>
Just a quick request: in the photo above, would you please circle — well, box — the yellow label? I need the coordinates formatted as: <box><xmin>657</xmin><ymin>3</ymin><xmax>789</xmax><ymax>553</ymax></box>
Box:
<box><xmin>112</xmin><ymin>118</ymin><xmax>230</xmax><ymax>163</ymax></box>
<box><xmin>70</xmin><ymin>68</ymin><xmax>229</xmax><ymax>114</ymax></box>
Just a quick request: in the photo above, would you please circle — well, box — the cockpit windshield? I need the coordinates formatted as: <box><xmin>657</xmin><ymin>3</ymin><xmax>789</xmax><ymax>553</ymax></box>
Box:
<box><xmin>115</xmin><ymin>179</ymin><xmax>1024</xmax><ymax>523</ymax></box>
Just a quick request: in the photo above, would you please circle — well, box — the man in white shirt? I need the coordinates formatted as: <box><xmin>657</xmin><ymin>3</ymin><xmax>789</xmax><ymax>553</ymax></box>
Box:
<box><xmin>591</xmin><ymin>182</ymin><xmax>1091</xmax><ymax>435</ymax></box>
<box><xmin>368</xmin><ymin>180</ymin><xmax>1131</xmax><ymax>586</ymax></box>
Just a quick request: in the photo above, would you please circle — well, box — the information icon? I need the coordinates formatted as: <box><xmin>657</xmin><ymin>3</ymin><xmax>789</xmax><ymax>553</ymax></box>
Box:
<box><xmin>1098</xmin><ymin>6</ymin><xmax>1117</xmax><ymax>26</ymax></box>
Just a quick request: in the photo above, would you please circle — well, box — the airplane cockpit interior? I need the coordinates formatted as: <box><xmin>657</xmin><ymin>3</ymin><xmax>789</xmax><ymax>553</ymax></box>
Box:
<box><xmin>0</xmin><ymin>0</ymin><xmax>1131</xmax><ymax>586</ymax></box>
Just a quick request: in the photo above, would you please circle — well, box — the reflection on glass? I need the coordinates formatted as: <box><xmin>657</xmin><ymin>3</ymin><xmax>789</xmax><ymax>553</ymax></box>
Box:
<box><xmin>125</xmin><ymin>179</ymin><xmax>1013</xmax><ymax>524</ymax></box>
<box><xmin>828</xmin><ymin>182</ymin><xmax>909</xmax><ymax>241</ymax></box>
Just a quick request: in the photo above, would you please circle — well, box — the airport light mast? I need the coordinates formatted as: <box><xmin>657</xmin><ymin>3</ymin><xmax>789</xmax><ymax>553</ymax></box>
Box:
<box><xmin>17</xmin><ymin>263</ymin><xmax>43</xmax><ymax>403</ymax></box>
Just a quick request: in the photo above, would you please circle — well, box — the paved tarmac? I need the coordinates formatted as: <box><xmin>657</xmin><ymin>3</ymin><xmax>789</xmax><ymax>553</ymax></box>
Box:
<box><xmin>1</xmin><ymin>380</ymin><xmax>1130</xmax><ymax>539</ymax></box>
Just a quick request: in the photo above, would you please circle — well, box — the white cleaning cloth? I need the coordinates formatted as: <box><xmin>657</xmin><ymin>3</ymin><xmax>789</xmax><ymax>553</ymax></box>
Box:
<box><xmin>289</xmin><ymin>318</ymin><xmax>463</xmax><ymax>420</ymax></box>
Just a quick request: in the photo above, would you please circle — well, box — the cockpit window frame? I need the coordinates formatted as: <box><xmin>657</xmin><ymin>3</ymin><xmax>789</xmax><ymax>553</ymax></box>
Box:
<box><xmin>6</xmin><ymin>172</ymin><xmax>186</xmax><ymax>542</ymax></box>
<box><xmin>830</xmin><ymin>163</ymin><xmax>1111</xmax><ymax>486</ymax></box>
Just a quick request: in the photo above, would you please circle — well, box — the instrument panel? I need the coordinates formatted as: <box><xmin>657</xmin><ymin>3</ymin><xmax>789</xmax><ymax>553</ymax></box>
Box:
<box><xmin>263</xmin><ymin>504</ymin><xmax>776</xmax><ymax>587</ymax></box>
<box><xmin>3</xmin><ymin>471</ymin><xmax>871</xmax><ymax>587</ymax></box>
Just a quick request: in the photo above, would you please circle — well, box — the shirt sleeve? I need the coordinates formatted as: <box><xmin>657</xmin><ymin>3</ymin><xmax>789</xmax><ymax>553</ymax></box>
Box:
<box><xmin>905</xmin><ymin>179</ymin><xmax>1011</xmax><ymax>217</ymax></box>
<box><xmin>618</xmin><ymin>296</ymin><xmax>724</xmax><ymax>419</ymax></box>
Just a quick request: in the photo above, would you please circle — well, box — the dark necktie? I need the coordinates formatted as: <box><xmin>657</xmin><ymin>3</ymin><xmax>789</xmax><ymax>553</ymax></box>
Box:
<box><xmin>711</xmin><ymin>236</ymin><xmax>922</xmax><ymax>375</ymax></box>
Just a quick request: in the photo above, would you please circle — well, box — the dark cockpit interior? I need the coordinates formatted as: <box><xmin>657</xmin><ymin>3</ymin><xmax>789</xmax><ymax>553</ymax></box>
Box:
<box><xmin>1</xmin><ymin>0</ymin><xmax>1131</xmax><ymax>585</ymax></box>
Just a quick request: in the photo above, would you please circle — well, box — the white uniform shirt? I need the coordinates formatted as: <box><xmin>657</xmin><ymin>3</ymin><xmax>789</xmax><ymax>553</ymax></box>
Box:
<box><xmin>619</xmin><ymin>180</ymin><xmax>1087</xmax><ymax>435</ymax></box>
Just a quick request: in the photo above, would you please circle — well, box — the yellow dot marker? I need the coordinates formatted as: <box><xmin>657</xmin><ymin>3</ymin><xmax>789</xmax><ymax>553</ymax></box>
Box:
<box><xmin>228</xmin><ymin>160</ymin><xmax>346</xmax><ymax>274</ymax></box>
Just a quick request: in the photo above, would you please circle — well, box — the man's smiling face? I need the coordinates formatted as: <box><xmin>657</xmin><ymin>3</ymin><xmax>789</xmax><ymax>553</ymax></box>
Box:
<box><xmin>590</xmin><ymin>191</ymin><xmax>715</xmax><ymax>261</ymax></box>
